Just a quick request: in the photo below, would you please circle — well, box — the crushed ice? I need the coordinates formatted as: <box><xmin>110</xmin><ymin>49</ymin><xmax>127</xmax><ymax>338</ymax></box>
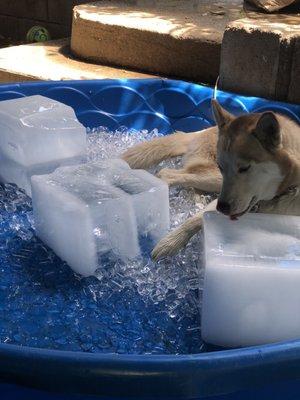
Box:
<box><xmin>0</xmin><ymin>127</ymin><xmax>215</xmax><ymax>354</ymax></box>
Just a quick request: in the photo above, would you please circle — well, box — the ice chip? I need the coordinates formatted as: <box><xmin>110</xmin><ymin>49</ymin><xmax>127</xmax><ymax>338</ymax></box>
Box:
<box><xmin>201</xmin><ymin>211</ymin><xmax>300</xmax><ymax>348</ymax></box>
<box><xmin>0</xmin><ymin>95</ymin><xmax>86</xmax><ymax>195</ymax></box>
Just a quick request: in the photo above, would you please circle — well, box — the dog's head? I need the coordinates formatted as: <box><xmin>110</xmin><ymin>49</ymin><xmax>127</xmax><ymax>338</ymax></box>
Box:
<box><xmin>212</xmin><ymin>100</ymin><xmax>286</xmax><ymax>219</ymax></box>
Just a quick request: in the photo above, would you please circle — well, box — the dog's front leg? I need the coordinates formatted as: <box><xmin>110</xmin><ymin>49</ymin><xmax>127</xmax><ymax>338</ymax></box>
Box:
<box><xmin>152</xmin><ymin>199</ymin><xmax>217</xmax><ymax>260</ymax></box>
<box><xmin>157</xmin><ymin>168</ymin><xmax>222</xmax><ymax>193</ymax></box>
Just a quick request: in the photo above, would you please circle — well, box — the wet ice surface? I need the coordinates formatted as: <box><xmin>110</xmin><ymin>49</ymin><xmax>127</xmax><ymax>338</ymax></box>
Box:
<box><xmin>0</xmin><ymin>127</ymin><xmax>214</xmax><ymax>354</ymax></box>
<box><xmin>0</xmin><ymin>95</ymin><xmax>86</xmax><ymax>196</ymax></box>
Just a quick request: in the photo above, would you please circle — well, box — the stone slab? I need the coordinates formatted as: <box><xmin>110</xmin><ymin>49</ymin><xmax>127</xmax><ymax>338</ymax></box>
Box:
<box><xmin>71</xmin><ymin>0</ymin><xmax>244</xmax><ymax>84</ymax></box>
<box><xmin>0</xmin><ymin>38</ymin><xmax>155</xmax><ymax>83</ymax></box>
<box><xmin>219</xmin><ymin>15</ymin><xmax>300</xmax><ymax>103</ymax></box>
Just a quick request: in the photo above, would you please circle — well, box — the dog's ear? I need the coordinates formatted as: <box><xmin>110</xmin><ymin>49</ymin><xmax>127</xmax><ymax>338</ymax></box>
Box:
<box><xmin>253</xmin><ymin>112</ymin><xmax>281</xmax><ymax>151</ymax></box>
<box><xmin>211</xmin><ymin>99</ymin><xmax>234</xmax><ymax>129</ymax></box>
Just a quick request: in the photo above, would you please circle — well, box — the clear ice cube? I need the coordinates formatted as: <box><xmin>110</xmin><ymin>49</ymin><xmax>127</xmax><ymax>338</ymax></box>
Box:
<box><xmin>0</xmin><ymin>95</ymin><xmax>86</xmax><ymax>195</ymax></box>
<box><xmin>201</xmin><ymin>211</ymin><xmax>300</xmax><ymax>347</ymax></box>
<box><xmin>31</xmin><ymin>160</ymin><xmax>170</xmax><ymax>276</ymax></box>
<box><xmin>44</xmin><ymin>159</ymin><xmax>169</xmax><ymax>243</ymax></box>
<box><xmin>31</xmin><ymin>165</ymin><xmax>140</xmax><ymax>277</ymax></box>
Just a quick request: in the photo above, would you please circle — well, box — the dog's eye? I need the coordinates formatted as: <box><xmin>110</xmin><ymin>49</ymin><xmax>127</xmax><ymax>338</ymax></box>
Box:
<box><xmin>238</xmin><ymin>165</ymin><xmax>251</xmax><ymax>173</ymax></box>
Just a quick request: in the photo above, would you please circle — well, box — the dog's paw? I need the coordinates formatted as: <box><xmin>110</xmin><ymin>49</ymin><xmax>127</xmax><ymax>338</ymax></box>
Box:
<box><xmin>156</xmin><ymin>168</ymin><xmax>177</xmax><ymax>185</ymax></box>
<box><xmin>287</xmin><ymin>185</ymin><xmax>299</xmax><ymax>197</ymax></box>
<box><xmin>151</xmin><ymin>228</ymin><xmax>189</xmax><ymax>261</ymax></box>
<box><xmin>151</xmin><ymin>238</ymin><xmax>177</xmax><ymax>261</ymax></box>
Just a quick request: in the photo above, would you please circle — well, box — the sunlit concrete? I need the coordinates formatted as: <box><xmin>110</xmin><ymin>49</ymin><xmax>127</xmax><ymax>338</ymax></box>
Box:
<box><xmin>0</xmin><ymin>39</ymin><xmax>155</xmax><ymax>83</ymax></box>
<box><xmin>71</xmin><ymin>0</ymin><xmax>244</xmax><ymax>84</ymax></box>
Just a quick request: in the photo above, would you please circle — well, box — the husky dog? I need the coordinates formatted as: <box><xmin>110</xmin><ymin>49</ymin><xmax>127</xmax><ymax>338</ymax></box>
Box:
<box><xmin>122</xmin><ymin>100</ymin><xmax>300</xmax><ymax>259</ymax></box>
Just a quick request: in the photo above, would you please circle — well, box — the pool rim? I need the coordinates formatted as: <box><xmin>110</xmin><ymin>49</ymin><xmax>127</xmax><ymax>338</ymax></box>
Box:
<box><xmin>2</xmin><ymin>338</ymin><xmax>300</xmax><ymax>398</ymax></box>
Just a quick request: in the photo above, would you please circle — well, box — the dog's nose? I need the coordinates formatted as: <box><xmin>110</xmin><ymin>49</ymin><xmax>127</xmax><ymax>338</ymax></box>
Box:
<box><xmin>217</xmin><ymin>201</ymin><xmax>231</xmax><ymax>215</ymax></box>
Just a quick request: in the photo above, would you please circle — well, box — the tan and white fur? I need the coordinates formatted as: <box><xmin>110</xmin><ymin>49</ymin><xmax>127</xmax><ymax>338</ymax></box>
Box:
<box><xmin>122</xmin><ymin>100</ymin><xmax>300</xmax><ymax>259</ymax></box>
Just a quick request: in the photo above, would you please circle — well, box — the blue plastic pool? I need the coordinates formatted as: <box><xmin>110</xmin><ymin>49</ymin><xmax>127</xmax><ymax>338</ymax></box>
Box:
<box><xmin>0</xmin><ymin>78</ymin><xmax>300</xmax><ymax>400</ymax></box>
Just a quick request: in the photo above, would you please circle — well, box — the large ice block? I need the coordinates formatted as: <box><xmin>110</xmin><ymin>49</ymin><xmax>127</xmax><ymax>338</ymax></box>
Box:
<box><xmin>31</xmin><ymin>162</ymin><xmax>140</xmax><ymax>277</ymax></box>
<box><xmin>201</xmin><ymin>211</ymin><xmax>300</xmax><ymax>348</ymax></box>
<box><xmin>46</xmin><ymin>159</ymin><xmax>170</xmax><ymax>243</ymax></box>
<box><xmin>31</xmin><ymin>160</ymin><xmax>170</xmax><ymax>276</ymax></box>
<box><xmin>0</xmin><ymin>95</ymin><xmax>86</xmax><ymax>195</ymax></box>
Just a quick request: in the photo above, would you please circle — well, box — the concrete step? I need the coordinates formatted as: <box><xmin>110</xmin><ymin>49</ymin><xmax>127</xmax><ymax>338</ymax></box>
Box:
<box><xmin>70</xmin><ymin>0</ymin><xmax>244</xmax><ymax>85</ymax></box>
<box><xmin>0</xmin><ymin>38</ymin><xmax>156</xmax><ymax>83</ymax></box>
<box><xmin>219</xmin><ymin>14</ymin><xmax>300</xmax><ymax>104</ymax></box>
